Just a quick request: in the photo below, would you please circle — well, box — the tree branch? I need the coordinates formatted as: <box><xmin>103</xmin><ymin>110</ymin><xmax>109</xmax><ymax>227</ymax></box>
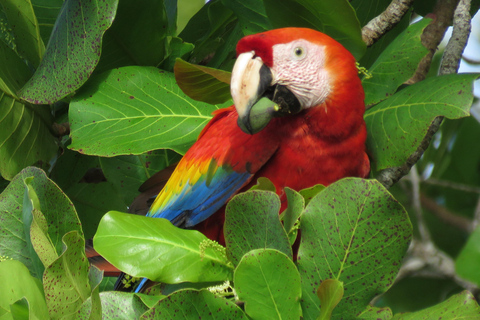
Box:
<box><xmin>361</xmin><ymin>0</ymin><xmax>415</xmax><ymax>46</ymax></box>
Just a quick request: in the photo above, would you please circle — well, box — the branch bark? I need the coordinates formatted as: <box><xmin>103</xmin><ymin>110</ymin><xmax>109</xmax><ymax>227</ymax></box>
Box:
<box><xmin>361</xmin><ymin>0</ymin><xmax>415</xmax><ymax>46</ymax></box>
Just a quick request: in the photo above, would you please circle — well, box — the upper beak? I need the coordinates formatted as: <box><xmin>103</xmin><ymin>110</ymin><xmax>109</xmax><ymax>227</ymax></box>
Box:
<box><xmin>230</xmin><ymin>52</ymin><xmax>277</xmax><ymax>134</ymax></box>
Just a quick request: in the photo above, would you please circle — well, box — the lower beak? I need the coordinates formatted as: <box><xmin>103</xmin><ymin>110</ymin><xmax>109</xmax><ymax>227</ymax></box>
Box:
<box><xmin>230</xmin><ymin>52</ymin><xmax>301</xmax><ymax>134</ymax></box>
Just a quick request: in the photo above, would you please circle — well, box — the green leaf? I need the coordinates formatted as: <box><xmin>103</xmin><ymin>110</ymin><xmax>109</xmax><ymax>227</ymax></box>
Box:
<box><xmin>391</xmin><ymin>291</ymin><xmax>480</xmax><ymax>319</ymax></box>
<box><xmin>248</xmin><ymin>177</ymin><xmax>276</xmax><ymax>192</ymax></box>
<box><xmin>1</xmin><ymin>0</ymin><xmax>45</xmax><ymax>67</ymax></box>
<box><xmin>0</xmin><ymin>40</ymin><xmax>32</xmax><ymax>97</ymax></box>
<box><xmin>69</xmin><ymin>66</ymin><xmax>228</xmax><ymax>156</ymax></box>
<box><xmin>223</xmin><ymin>0</ymin><xmax>272</xmax><ymax>35</ymax></box>
<box><xmin>99</xmin><ymin>150</ymin><xmax>181</xmax><ymax>205</ymax></box>
<box><xmin>140</xmin><ymin>289</ymin><xmax>247</xmax><ymax>319</ymax></box>
<box><xmin>49</xmin><ymin>149</ymin><xmax>99</xmax><ymax>191</ymax></box>
<box><xmin>224</xmin><ymin>190</ymin><xmax>292</xmax><ymax>266</ymax></box>
<box><xmin>455</xmin><ymin>225</ymin><xmax>480</xmax><ymax>286</ymax></box>
<box><xmin>43</xmin><ymin>231</ymin><xmax>91</xmax><ymax>319</ymax></box>
<box><xmin>0</xmin><ymin>167</ymin><xmax>82</xmax><ymax>277</ymax></box>
<box><xmin>31</xmin><ymin>0</ymin><xmax>63</xmax><ymax>44</ymax></box>
<box><xmin>365</xmin><ymin>73</ymin><xmax>477</xmax><ymax>171</ymax></box>
<box><xmin>77</xmin><ymin>292</ymin><xmax>151</xmax><ymax>320</ymax></box>
<box><xmin>159</xmin><ymin>37</ymin><xmax>195</xmax><ymax>72</ymax></box>
<box><xmin>358</xmin><ymin>305</ymin><xmax>393</xmax><ymax>319</ymax></box>
<box><xmin>263</xmin><ymin>0</ymin><xmax>366</xmax><ymax>60</ymax></box>
<box><xmin>362</xmin><ymin>19</ymin><xmax>430</xmax><ymax>107</ymax></box>
<box><xmin>297</xmin><ymin>178</ymin><xmax>411</xmax><ymax>319</ymax></box>
<box><xmin>174</xmin><ymin>58</ymin><xmax>232</xmax><ymax>104</ymax></box>
<box><xmin>95</xmin><ymin>0</ymin><xmax>172</xmax><ymax>74</ymax></box>
<box><xmin>0</xmin><ymin>94</ymin><xmax>57</xmax><ymax>180</ymax></box>
<box><xmin>0</xmin><ymin>260</ymin><xmax>49</xmax><ymax>320</ymax></box>
<box><xmin>317</xmin><ymin>279</ymin><xmax>344</xmax><ymax>320</ymax></box>
<box><xmin>9</xmin><ymin>297</ymin><xmax>30</xmax><ymax>320</ymax></box>
<box><xmin>18</xmin><ymin>0</ymin><xmax>119</xmax><ymax>104</ymax></box>
<box><xmin>86</xmin><ymin>266</ymin><xmax>103</xmax><ymax>320</ymax></box>
<box><xmin>93</xmin><ymin>211</ymin><xmax>233</xmax><ymax>284</ymax></box>
<box><xmin>65</xmin><ymin>181</ymin><xmax>127</xmax><ymax>240</ymax></box>
<box><xmin>234</xmin><ymin>249</ymin><xmax>302</xmax><ymax>320</ymax></box>
<box><xmin>299</xmin><ymin>184</ymin><xmax>325</xmax><ymax>206</ymax></box>
<box><xmin>280</xmin><ymin>187</ymin><xmax>305</xmax><ymax>245</ymax></box>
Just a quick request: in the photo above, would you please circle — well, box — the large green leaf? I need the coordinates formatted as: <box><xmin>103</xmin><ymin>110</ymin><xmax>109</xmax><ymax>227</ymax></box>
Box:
<box><xmin>43</xmin><ymin>231</ymin><xmax>92</xmax><ymax>319</ymax></box>
<box><xmin>95</xmin><ymin>0</ymin><xmax>173</xmax><ymax>74</ymax></box>
<box><xmin>224</xmin><ymin>190</ymin><xmax>292</xmax><ymax>266</ymax></box>
<box><xmin>18</xmin><ymin>0</ymin><xmax>119</xmax><ymax>104</ymax></box>
<box><xmin>174</xmin><ymin>58</ymin><xmax>232</xmax><ymax>104</ymax></box>
<box><xmin>99</xmin><ymin>150</ymin><xmax>181</xmax><ymax>205</ymax></box>
<box><xmin>141</xmin><ymin>289</ymin><xmax>247</xmax><ymax>319</ymax></box>
<box><xmin>391</xmin><ymin>291</ymin><xmax>480</xmax><ymax>319</ymax></box>
<box><xmin>0</xmin><ymin>167</ymin><xmax>82</xmax><ymax>278</ymax></box>
<box><xmin>69</xmin><ymin>66</ymin><xmax>228</xmax><ymax>156</ymax></box>
<box><xmin>317</xmin><ymin>279</ymin><xmax>344</xmax><ymax>320</ymax></box>
<box><xmin>234</xmin><ymin>249</ymin><xmax>302</xmax><ymax>320</ymax></box>
<box><xmin>362</xmin><ymin>19</ymin><xmax>430</xmax><ymax>107</ymax></box>
<box><xmin>263</xmin><ymin>0</ymin><xmax>365</xmax><ymax>60</ymax></box>
<box><xmin>1</xmin><ymin>0</ymin><xmax>44</xmax><ymax>67</ymax></box>
<box><xmin>365</xmin><ymin>73</ymin><xmax>477</xmax><ymax>171</ymax></box>
<box><xmin>223</xmin><ymin>0</ymin><xmax>272</xmax><ymax>35</ymax></box>
<box><xmin>0</xmin><ymin>260</ymin><xmax>49</xmax><ymax>320</ymax></box>
<box><xmin>297</xmin><ymin>178</ymin><xmax>411</xmax><ymax>319</ymax></box>
<box><xmin>358</xmin><ymin>306</ymin><xmax>393</xmax><ymax>319</ymax></box>
<box><xmin>0</xmin><ymin>93</ymin><xmax>57</xmax><ymax>180</ymax></box>
<box><xmin>93</xmin><ymin>211</ymin><xmax>233</xmax><ymax>284</ymax></box>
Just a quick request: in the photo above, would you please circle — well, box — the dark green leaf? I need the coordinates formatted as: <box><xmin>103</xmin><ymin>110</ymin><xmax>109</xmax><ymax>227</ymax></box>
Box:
<box><xmin>0</xmin><ymin>260</ymin><xmax>49</xmax><ymax>320</ymax></box>
<box><xmin>249</xmin><ymin>177</ymin><xmax>276</xmax><ymax>192</ymax></box>
<box><xmin>362</xmin><ymin>19</ymin><xmax>430</xmax><ymax>107</ymax></box>
<box><xmin>43</xmin><ymin>231</ymin><xmax>91</xmax><ymax>319</ymax></box>
<box><xmin>0</xmin><ymin>40</ymin><xmax>32</xmax><ymax>96</ymax></box>
<box><xmin>49</xmin><ymin>149</ymin><xmax>99</xmax><ymax>191</ymax></box>
<box><xmin>0</xmin><ymin>94</ymin><xmax>57</xmax><ymax>180</ymax></box>
<box><xmin>159</xmin><ymin>37</ymin><xmax>194</xmax><ymax>72</ymax></box>
<box><xmin>69</xmin><ymin>66</ymin><xmax>227</xmax><ymax>156</ymax></box>
<box><xmin>317</xmin><ymin>279</ymin><xmax>344</xmax><ymax>320</ymax></box>
<box><xmin>99</xmin><ymin>150</ymin><xmax>181</xmax><ymax>205</ymax></box>
<box><xmin>297</xmin><ymin>178</ymin><xmax>411</xmax><ymax>319</ymax></box>
<box><xmin>174</xmin><ymin>58</ymin><xmax>232</xmax><ymax>104</ymax></box>
<box><xmin>234</xmin><ymin>249</ymin><xmax>302</xmax><ymax>320</ymax></box>
<box><xmin>1</xmin><ymin>0</ymin><xmax>44</xmax><ymax>67</ymax></box>
<box><xmin>264</xmin><ymin>0</ymin><xmax>366</xmax><ymax>60</ymax></box>
<box><xmin>365</xmin><ymin>73</ymin><xmax>477</xmax><ymax>171</ymax></box>
<box><xmin>224</xmin><ymin>190</ymin><xmax>292</xmax><ymax>266</ymax></box>
<box><xmin>0</xmin><ymin>167</ymin><xmax>82</xmax><ymax>277</ymax></box>
<box><xmin>223</xmin><ymin>0</ymin><xmax>272</xmax><ymax>34</ymax></box>
<box><xmin>141</xmin><ymin>289</ymin><xmax>247</xmax><ymax>319</ymax></box>
<box><xmin>31</xmin><ymin>0</ymin><xmax>64</xmax><ymax>44</ymax></box>
<box><xmin>391</xmin><ymin>291</ymin><xmax>480</xmax><ymax>319</ymax></box>
<box><xmin>94</xmin><ymin>211</ymin><xmax>233</xmax><ymax>284</ymax></box>
<box><xmin>18</xmin><ymin>0</ymin><xmax>118</xmax><ymax>104</ymax></box>
<box><xmin>65</xmin><ymin>182</ymin><xmax>127</xmax><ymax>239</ymax></box>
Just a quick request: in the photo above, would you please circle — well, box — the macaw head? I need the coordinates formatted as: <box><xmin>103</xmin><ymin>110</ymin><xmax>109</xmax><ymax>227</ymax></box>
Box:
<box><xmin>231</xmin><ymin>28</ymin><xmax>360</xmax><ymax>134</ymax></box>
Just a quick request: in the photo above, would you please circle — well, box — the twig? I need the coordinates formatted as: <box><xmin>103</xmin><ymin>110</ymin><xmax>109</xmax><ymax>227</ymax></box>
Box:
<box><xmin>361</xmin><ymin>0</ymin><xmax>415</xmax><ymax>46</ymax></box>
<box><xmin>420</xmin><ymin>194</ymin><xmax>472</xmax><ymax>233</ymax></box>
<box><xmin>410</xmin><ymin>166</ymin><xmax>431</xmax><ymax>242</ymax></box>
<box><xmin>423</xmin><ymin>178</ymin><xmax>480</xmax><ymax>194</ymax></box>
<box><xmin>462</xmin><ymin>55</ymin><xmax>480</xmax><ymax>65</ymax></box>
<box><xmin>473</xmin><ymin>196</ymin><xmax>480</xmax><ymax>230</ymax></box>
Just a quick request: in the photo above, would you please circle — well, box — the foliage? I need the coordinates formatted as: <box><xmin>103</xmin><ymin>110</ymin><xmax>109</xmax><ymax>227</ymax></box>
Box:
<box><xmin>0</xmin><ymin>0</ymin><xmax>479</xmax><ymax>319</ymax></box>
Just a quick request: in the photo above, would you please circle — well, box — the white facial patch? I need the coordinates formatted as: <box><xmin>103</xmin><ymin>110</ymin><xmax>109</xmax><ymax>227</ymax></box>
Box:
<box><xmin>271</xmin><ymin>40</ymin><xmax>331</xmax><ymax>109</ymax></box>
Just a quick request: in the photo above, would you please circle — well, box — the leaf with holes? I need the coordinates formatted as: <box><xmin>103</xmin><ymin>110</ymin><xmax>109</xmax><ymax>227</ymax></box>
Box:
<box><xmin>365</xmin><ymin>73</ymin><xmax>477</xmax><ymax>171</ymax></box>
<box><xmin>297</xmin><ymin>178</ymin><xmax>411</xmax><ymax>319</ymax></box>
<box><xmin>18</xmin><ymin>0</ymin><xmax>119</xmax><ymax>104</ymax></box>
<box><xmin>69</xmin><ymin>66</ymin><xmax>230</xmax><ymax>156</ymax></box>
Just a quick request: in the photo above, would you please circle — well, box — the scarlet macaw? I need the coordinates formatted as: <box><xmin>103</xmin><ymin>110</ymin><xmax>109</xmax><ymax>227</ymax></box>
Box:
<box><xmin>119</xmin><ymin>27</ymin><xmax>370</xmax><ymax>291</ymax></box>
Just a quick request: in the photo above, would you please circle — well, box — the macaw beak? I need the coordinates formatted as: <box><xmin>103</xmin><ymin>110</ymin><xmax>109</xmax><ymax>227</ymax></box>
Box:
<box><xmin>231</xmin><ymin>51</ymin><xmax>301</xmax><ymax>135</ymax></box>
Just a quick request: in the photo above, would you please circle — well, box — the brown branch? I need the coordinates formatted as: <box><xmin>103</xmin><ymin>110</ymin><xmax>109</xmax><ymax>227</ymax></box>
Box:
<box><xmin>420</xmin><ymin>193</ymin><xmax>473</xmax><ymax>233</ymax></box>
<box><xmin>361</xmin><ymin>0</ymin><xmax>414</xmax><ymax>47</ymax></box>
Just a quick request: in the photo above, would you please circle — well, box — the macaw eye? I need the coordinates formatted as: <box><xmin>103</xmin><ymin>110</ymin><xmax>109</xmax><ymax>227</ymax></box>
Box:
<box><xmin>292</xmin><ymin>46</ymin><xmax>306</xmax><ymax>60</ymax></box>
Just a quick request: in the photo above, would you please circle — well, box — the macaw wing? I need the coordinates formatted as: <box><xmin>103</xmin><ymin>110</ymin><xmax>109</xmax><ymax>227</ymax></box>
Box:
<box><xmin>146</xmin><ymin>107</ymin><xmax>279</xmax><ymax>228</ymax></box>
